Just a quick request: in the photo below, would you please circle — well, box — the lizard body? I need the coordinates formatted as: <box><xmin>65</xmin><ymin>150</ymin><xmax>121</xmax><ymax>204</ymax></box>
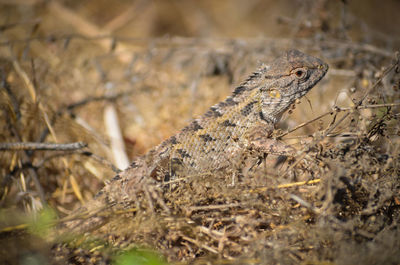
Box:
<box><xmin>65</xmin><ymin>50</ymin><xmax>328</xmax><ymax>232</ymax></box>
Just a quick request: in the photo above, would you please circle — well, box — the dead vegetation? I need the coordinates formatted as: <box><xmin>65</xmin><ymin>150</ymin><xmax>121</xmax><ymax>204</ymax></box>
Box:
<box><xmin>0</xmin><ymin>1</ymin><xmax>400</xmax><ymax>264</ymax></box>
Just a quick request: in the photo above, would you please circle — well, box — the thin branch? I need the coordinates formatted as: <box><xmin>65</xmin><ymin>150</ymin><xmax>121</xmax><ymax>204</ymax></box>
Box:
<box><xmin>338</xmin><ymin>102</ymin><xmax>400</xmax><ymax>110</ymax></box>
<box><xmin>277</xmin><ymin>102</ymin><xmax>400</xmax><ymax>139</ymax></box>
<box><xmin>64</xmin><ymin>91</ymin><xmax>133</xmax><ymax>112</ymax></box>
<box><xmin>78</xmin><ymin>150</ymin><xmax>122</xmax><ymax>174</ymax></box>
<box><xmin>32</xmin><ymin>149</ymin><xmax>120</xmax><ymax>174</ymax></box>
<box><xmin>180</xmin><ymin>235</ymin><xmax>220</xmax><ymax>255</ymax></box>
<box><xmin>289</xmin><ymin>194</ymin><xmax>319</xmax><ymax>214</ymax></box>
<box><xmin>0</xmin><ymin>35</ymin><xmax>394</xmax><ymax>58</ymax></box>
<box><xmin>188</xmin><ymin>203</ymin><xmax>243</xmax><ymax>212</ymax></box>
<box><xmin>37</xmin><ymin>91</ymin><xmax>133</xmax><ymax>143</ymax></box>
<box><xmin>277</xmin><ymin>110</ymin><xmax>334</xmax><ymax>139</ymax></box>
<box><xmin>280</xmin><ymin>52</ymin><xmax>399</xmax><ymax>178</ymax></box>
<box><xmin>0</xmin><ymin>142</ymin><xmax>87</xmax><ymax>151</ymax></box>
<box><xmin>1</xmin><ymin>73</ymin><xmax>22</xmax><ymax>120</ymax></box>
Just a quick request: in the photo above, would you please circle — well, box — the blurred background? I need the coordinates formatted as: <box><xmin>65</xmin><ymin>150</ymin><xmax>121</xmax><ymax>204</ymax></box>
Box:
<box><xmin>1</xmin><ymin>0</ymin><xmax>400</xmax><ymax>45</ymax></box>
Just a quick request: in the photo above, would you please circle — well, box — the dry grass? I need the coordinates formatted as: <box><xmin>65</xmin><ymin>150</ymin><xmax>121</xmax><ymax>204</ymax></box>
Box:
<box><xmin>0</xmin><ymin>1</ymin><xmax>400</xmax><ymax>264</ymax></box>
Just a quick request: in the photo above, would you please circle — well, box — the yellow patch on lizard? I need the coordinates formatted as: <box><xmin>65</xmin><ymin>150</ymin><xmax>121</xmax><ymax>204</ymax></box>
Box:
<box><xmin>269</xmin><ymin>90</ymin><xmax>280</xmax><ymax>98</ymax></box>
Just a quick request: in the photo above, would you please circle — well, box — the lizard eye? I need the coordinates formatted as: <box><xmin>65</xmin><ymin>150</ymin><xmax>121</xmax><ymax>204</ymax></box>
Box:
<box><xmin>293</xmin><ymin>68</ymin><xmax>308</xmax><ymax>80</ymax></box>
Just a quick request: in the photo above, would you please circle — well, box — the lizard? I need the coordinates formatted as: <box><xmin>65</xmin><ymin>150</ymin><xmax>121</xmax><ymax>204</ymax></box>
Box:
<box><xmin>62</xmin><ymin>49</ymin><xmax>328</xmax><ymax>233</ymax></box>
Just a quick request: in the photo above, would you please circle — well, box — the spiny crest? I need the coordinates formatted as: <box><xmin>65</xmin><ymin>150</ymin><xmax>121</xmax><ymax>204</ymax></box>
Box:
<box><xmin>232</xmin><ymin>64</ymin><xmax>268</xmax><ymax>97</ymax></box>
<box><xmin>239</xmin><ymin>64</ymin><xmax>268</xmax><ymax>87</ymax></box>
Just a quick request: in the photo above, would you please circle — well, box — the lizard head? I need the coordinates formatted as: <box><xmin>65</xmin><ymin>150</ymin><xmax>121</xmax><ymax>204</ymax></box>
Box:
<box><xmin>258</xmin><ymin>49</ymin><xmax>328</xmax><ymax>123</ymax></box>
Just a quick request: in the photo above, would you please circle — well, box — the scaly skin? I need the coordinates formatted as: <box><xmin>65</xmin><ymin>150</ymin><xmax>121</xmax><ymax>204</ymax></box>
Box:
<box><xmin>63</xmin><ymin>50</ymin><xmax>328</xmax><ymax>233</ymax></box>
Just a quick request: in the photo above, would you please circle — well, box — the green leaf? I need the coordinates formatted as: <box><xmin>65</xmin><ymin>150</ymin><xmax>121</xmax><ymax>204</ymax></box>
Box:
<box><xmin>114</xmin><ymin>249</ymin><xmax>169</xmax><ymax>265</ymax></box>
<box><xmin>28</xmin><ymin>207</ymin><xmax>57</xmax><ymax>237</ymax></box>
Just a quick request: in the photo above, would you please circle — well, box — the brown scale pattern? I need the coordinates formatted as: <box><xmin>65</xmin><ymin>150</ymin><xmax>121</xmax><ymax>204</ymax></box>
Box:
<box><xmin>62</xmin><ymin>50</ymin><xmax>328</xmax><ymax>234</ymax></box>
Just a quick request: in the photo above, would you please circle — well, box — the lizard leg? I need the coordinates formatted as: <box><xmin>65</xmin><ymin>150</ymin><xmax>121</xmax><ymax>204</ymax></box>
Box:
<box><xmin>245</xmin><ymin>125</ymin><xmax>297</xmax><ymax>172</ymax></box>
<box><xmin>250</xmin><ymin>137</ymin><xmax>296</xmax><ymax>156</ymax></box>
<box><xmin>246</xmin><ymin>125</ymin><xmax>297</xmax><ymax>156</ymax></box>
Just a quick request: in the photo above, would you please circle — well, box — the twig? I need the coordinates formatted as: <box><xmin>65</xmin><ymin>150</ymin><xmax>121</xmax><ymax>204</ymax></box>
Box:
<box><xmin>250</xmin><ymin>179</ymin><xmax>320</xmax><ymax>193</ymax></box>
<box><xmin>0</xmin><ymin>223</ymin><xmax>29</xmax><ymax>233</ymax></box>
<box><xmin>280</xmin><ymin>53</ymin><xmax>398</xmax><ymax>178</ymax></box>
<box><xmin>277</xmin><ymin>102</ymin><xmax>400</xmax><ymax>139</ymax></box>
<box><xmin>64</xmin><ymin>92</ymin><xmax>133</xmax><ymax>112</ymax></box>
<box><xmin>104</xmin><ymin>104</ymin><xmax>129</xmax><ymax>170</ymax></box>
<box><xmin>31</xmin><ymin>149</ymin><xmax>120</xmax><ymax>174</ymax></box>
<box><xmin>38</xmin><ymin>91</ymin><xmax>132</xmax><ymax>143</ymax></box>
<box><xmin>180</xmin><ymin>235</ymin><xmax>220</xmax><ymax>255</ymax></box>
<box><xmin>103</xmin><ymin>1</ymin><xmax>148</xmax><ymax>32</ymax></box>
<box><xmin>1</xmin><ymin>73</ymin><xmax>21</xmax><ymax>120</ymax></box>
<box><xmin>322</xmin><ymin>53</ymin><xmax>396</xmax><ymax>137</ymax></box>
<box><xmin>278</xmin><ymin>179</ymin><xmax>320</xmax><ymax>189</ymax></box>
<box><xmin>47</xmin><ymin>1</ymin><xmax>132</xmax><ymax>64</ymax></box>
<box><xmin>11</xmin><ymin>54</ymin><xmax>84</xmax><ymax>204</ymax></box>
<box><xmin>78</xmin><ymin>151</ymin><xmax>122</xmax><ymax>174</ymax></box>
<box><xmin>0</xmin><ymin>18</ymin><xmax>41</xmax><ymax>31</ymax></box>
<box><xmin>0</xmin><ymin>142</ymin><xmax>87</xmax><ymax>151</ymax></box>
<box><xmin>338</xmin><ymin>102</ymin><xmax>400</xmax><ymax>110</ymax></box>
<box><xmin>289</xmin><ymin>194</ymin><xmax>319</xmax><ymax>214</ymax></box>
<box><xmin>12</xmin><ymin>56</ymin><xmax>37</xmax><ymax>102</ymax></box>
<box><xmin>188</xmin><ymin>203</ymin><xmax>243</xmax><ymax>212</ymax></box>
<box><xmin>0</xmin><ymin>35</ymin><xmax>394</xmax><ymax>58</ymax></box>
<box><xmin>277</xmin><ymin>110</ymin><xmax>334</xmax><ymax>139</ymax></box>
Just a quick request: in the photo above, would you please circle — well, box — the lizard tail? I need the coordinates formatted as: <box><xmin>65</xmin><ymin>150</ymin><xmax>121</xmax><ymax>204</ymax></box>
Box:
<box><xmin>55</xmin><ymin>157</ymin><xmax>150</xmax><ymax>237</ymax></box>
